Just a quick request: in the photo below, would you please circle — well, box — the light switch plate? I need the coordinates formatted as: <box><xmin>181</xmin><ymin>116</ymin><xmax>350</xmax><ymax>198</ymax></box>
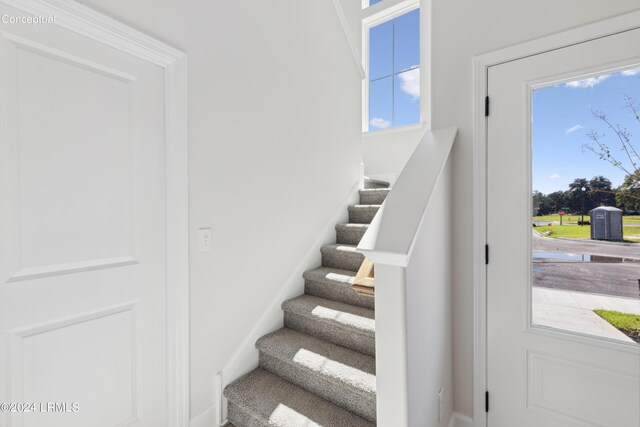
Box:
<box><xmin>198</xmin><ymin>228</ymin><xmax>212</xmax><ymax>252</ymax></box>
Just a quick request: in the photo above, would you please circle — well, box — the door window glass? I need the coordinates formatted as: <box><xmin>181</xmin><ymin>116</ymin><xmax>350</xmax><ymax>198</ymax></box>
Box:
<box><xmin>532</xmin><ymin>66</ymin><xmax>640</xmax><ymax>344</ymax></box>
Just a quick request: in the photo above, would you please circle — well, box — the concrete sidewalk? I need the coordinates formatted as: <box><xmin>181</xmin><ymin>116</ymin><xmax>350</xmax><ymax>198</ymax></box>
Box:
<box><xmin>532</xmin><ymin>287</ymin><xmax>639</xmax><ymax>343</ymax></box>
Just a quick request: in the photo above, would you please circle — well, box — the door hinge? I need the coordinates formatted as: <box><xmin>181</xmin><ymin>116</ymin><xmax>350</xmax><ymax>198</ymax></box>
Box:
<box><xmin>485</xmin><ymin>244</ymin><xmax>489</xmax><ymax>265</ymax></box>
<box><xmin>485</xmin><ymin>96</ymin><xmax>490</xmax><ymax>117</ymax></box>
<box><xmin>485</xmin><ymin>391</ymin><xmax>489</xmax><ymax>413</ymax></box>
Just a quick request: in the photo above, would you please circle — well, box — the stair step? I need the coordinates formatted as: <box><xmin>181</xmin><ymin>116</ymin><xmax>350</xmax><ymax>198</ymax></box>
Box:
<box><xmin>320</xmin><ymin>244</ymin><xmax>365</xmax><ymax>272</ymax></box>
<box><xmin>224</xmin><ymin>368</ymin><xmax>373</xmax><ymax>427</ymax></box>
<box><xmin>335</xmin><ymin>223</ymin><xmax>369</xmax><ymax>245</ymax></box>
<box><xmin>304</xmin><ymin>267</ymin><xmax>373</xmax><ymax>309</ymax></box>
<box><xmin>348</xmin><ymin>205</ymin><xmax>380</xmax><ymax>224</ymax></box>
<box><xmin>282</xmin><ymin>295</ymin><xmax>375</xmax><ymax>356</ymax></box>
<box><xmin>364</xmin><ymin>178</ymin><xmax>390</xmax><ymax>189</ymax></box>
<box><xmin>359</xmin><ymin>188</ymin><xmax>390</xmax><ymax>205</ymax></box>
<box><xmin>257</xmin><ymin>328</ymin><xmax>376</xmax><ymax>422</ymax></box>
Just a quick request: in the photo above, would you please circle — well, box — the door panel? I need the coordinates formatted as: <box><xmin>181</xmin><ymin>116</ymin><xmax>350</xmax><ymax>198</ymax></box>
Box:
<box><xmin>0</xmin><ymin>4</ymin><xmax>167</xmax><ymax>426</ymax></box>
<box><xmin>487</xmin><ymin>29</ymin><xmax>640</xmax><ymax>426</ymax></box>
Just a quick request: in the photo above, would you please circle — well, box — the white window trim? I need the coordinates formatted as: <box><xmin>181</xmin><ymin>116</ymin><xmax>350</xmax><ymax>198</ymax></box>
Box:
<box><xmin>363</xmin><ymin>121</ymin><xmax>425</xmax><ymax>138</ymax></box>
<box><xmin>362</xmin><ymin>0</ymin><xmax>430</xmax><ymax>134</ymax></box>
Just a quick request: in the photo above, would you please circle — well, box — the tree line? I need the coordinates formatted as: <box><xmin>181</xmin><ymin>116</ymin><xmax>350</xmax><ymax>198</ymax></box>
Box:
<box><xmin>535</xmin><ymin>89</ymin><xmax>640</xmax><ymax>216</ymax></box>
<box><xmin>533</xmin><ymin>176</ymin><xmax>631</xmax><ymax>215</ymax></box>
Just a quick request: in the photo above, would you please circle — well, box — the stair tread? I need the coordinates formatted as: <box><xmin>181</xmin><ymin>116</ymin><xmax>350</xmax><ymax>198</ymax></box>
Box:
<box><xmin>359</xmin><ymin>188</ymin><xmax>390</xmax><ymax>193</ymax></box>
<box><xmin>348</xmin><ymin>204</ymin><xmax>382</xmax><ymax>209</ymax></box>
<box><xmin>321</xmin><ymin>243</ymin><xmax>359</xmax><ymax>252</ymax></box>
<box><xmin>335</xmin><ymin>223</ymin><xmax>369</xmax><ymax>230</ymax></box>
<box><xmin>282</xmin><ymin>295</ymin><xmax>375</xmax><ymax>336</ymax></box>
<box><xmin>363</xmin><ymin>177</ymin><xmax>390</xmax><ymax>189</ymax></box>
<box><xmin>303</xmin><ymin>267</ymin><xmax>374</xmax><ymax>309</ymax></box>
<box><xmin>359</xmin><ymin>188</ymin><xmax>390</xmax><ymax>205</ymax></box>
<box><xmin>224</xmin><ymin>368</ymin><xmax>374</xmax><ymax>427</ymax></box>
<box><xmin>257</xmin><ymin>328</ymin><xmax>376</xmax><ymax>396</ymax></box>
<box><xmin>304</xmin><ymin>266</ymin><xmax>357</xmax><ymax>284</ymax></box>
<box><xmin>320</xmin><ymin>244</ymin><xmax>365</xmax><ymax>272</ymax></box>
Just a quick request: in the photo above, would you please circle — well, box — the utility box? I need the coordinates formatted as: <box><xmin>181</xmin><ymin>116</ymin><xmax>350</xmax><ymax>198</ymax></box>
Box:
<box><xmin>590</xmin><ymin>206</ymin><xmax>623</xmax><ymax>241</ymax></box>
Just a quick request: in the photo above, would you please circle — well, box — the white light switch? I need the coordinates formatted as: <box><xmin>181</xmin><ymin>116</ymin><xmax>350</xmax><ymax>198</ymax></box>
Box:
<box><xmin>198</xmin><ymin>228</ymin><xmax>212</xmax><ymax>251</ymax></box>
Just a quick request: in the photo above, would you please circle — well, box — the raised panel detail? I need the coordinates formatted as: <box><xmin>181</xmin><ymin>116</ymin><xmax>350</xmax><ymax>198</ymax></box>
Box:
<box><xmin>528</xmin><ymin>351</ymin><xmax>640</xmax><ymax>427</ymax></box>
<box><xmin>8</xmin><ymin>303</ymin><xmax>138</xmax><ymax>427</ymax></box>
<box><xmin>10</xmin><ymin>37</ymin><xmax>136</xmax><ymax>278</ymax></box>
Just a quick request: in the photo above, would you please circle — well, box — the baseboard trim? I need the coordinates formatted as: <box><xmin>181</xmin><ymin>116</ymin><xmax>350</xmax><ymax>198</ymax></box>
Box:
<box><xmin>216</xmin><ymin>180</ymin><xmax>361</xmax><ymax>424</ymax></box>
<box><xmin>190</xmin><ymin>404</ymin><xmax>217</xmax><ymax>427</ymax></box>
<box><xmin>449</xmin><ymin>412</ymin><xmax>474</xmax><ymax>427</ymax></box>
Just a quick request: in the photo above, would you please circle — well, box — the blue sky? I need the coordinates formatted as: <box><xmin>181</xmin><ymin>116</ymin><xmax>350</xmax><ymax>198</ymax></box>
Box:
<box><xmin>368</xmin><ymin>8</ymin><xmax>420</xmax><ymax>130</ymax></box>
<box><xmin>533</xmin><ymin>68</ymin><xmax>640</xmax><ymax>194</ymax></box>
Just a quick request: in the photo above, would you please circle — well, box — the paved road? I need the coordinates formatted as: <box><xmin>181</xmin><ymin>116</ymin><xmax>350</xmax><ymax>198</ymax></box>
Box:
<box><xmin>532</xmin><ymin>231</ymin><xmax>640</xmax><ymax>258</ymax></box>
<box><xmin>533</xmin><ymin>232</ymin><xmax>640</xmax><ymax>298</ymax></box>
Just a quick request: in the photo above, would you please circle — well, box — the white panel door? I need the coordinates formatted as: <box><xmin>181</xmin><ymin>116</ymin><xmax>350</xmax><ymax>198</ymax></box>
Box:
<box><xmin>0</xmin><ymin>4</ymin><xmax>168</xmax><ymax>427</ymax></box>
<box><xmin>487</xmin><ymin>30</ymin><xmax>640</xmax><ymax>426</ymax></box>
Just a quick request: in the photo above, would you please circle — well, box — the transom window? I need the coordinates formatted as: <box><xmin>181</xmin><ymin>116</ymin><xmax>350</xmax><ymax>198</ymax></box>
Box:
<box><xmin>366</xmin><ymin>7</ymin><xmax>420</xmax><ymax>131</ymax></box>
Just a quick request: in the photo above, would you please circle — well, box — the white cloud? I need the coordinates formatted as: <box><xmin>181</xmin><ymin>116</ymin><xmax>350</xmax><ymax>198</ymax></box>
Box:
<box><xmin>398</xmin><ymin>67</ymin><xmax>420</xmax><ymax>100</ymax></box>
<box><xmin>549</xmin><ymin>173</ymin><xmax>561</xmax><ymax>180</ymax></box>
<box><xmin>622</xmin><ymin>69</ymin><xmax>640</xmax><ymax>76</ymax></box>
<box><xmin>369</xmin><ymin>117</ymin><xmax>390</xmax><ymax>129</ymax></box>
<box><xmin>565</xmin><ymin>75</ymin><xmax>610</xmax><ymax>88</ymax></box>
<box><xmin>564</xmin><ymin>124</ymin><xmax>583</xmax><ymax>135</ymax></box>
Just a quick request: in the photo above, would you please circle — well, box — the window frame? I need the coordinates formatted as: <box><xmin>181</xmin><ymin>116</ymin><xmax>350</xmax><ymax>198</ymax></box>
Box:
<box><xmin>362</xmin><ymin>0</ymin><xmax>428</xmax><ymax>133</ymax></box>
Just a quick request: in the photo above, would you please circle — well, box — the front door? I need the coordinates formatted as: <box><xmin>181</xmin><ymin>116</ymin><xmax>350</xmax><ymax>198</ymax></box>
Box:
<box><xmin>487</xmin><ymin>29</ymin><xmax>640</xmax><ymax>426</ymax></box>
<box><xmin>0</xmin><ymin>3</ymin><xmax>168</xmax><ymax>426</ymax></box>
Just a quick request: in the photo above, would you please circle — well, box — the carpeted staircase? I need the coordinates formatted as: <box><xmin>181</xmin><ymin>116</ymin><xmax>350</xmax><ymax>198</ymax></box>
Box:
<box><xmin>223</xmin><ymin>179</ymin><xmax>390</xmax><ymax>427</ymax></box>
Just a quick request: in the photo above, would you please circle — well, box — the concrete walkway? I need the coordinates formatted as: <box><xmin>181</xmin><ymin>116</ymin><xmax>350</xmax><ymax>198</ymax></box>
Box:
<box><xmin>532</xmin><ymin>287</ymin><xmax>639</xmax><ymax>343</ymax></box>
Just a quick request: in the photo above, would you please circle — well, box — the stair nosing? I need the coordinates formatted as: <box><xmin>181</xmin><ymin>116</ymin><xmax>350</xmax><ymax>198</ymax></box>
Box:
<box><xmin>320</xmin><ymin>243</ymin><xmax>359</xmax><ymax>251</ymax></box>
<box><xmin>224</xmin><ymin>368</ymin><xmax>374</xmax><ymax>427</ymax></box>
<box><xmin>335</xmin><ymin>223</ymin><xmax>370</xmax><ymax>229</ymax></box>
<box><xmin>256</xmin><ymin>329</ymin><xmax>376</xmax><ymax>398</ymax></box>
<box><xmin>348</xmin><ymin>204</ymin><xmax>381</xmax><ymax>209</ymax></box>
<box><xmin>303</xmin><ymin>267</ymin><xmax>356</xmax><ymax>284</ymax></box>
<box><xmin>284</xmin><ymin>310</ymin><xmax>375</xmax><ymax>339</ymax></box>
<box><xmin>282</xmin><ymin>296</ymin><xmax>375</xmax><ymax>338</ymax></box>
<box><xmin>226</xmin><ymin>401</ymin><xmax>265</xmax><ymax>426</ymax></box>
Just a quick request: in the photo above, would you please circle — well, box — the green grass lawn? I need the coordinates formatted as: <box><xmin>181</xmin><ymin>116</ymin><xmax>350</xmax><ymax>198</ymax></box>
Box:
<box><xmin>533</xmin><ymin>214</ymin><xmax>640</xmax><ymax>224</ymax></box>
<box><xmin>594</xmin><ymin>310</ymin><xmax>640</xmax><ymax>343</ymax></box>
<box><xmin>534</xmin><ymin>224</ymin><xmax>640</xmax><ymax>242</ymax></box>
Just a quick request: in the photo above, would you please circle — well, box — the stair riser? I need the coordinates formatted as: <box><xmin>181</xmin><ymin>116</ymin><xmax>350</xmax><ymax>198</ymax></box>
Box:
<box><xmin>348</xmin><ymin>208</ymin><xmax>379</xmax><ymax>224</ymax></box>
<box><xmin>336</xmin><ymin>227</ymin><xmax>367</xmax><ymax>245</ymax></box>
<box><xmin>259</xmin><ymin>352</ymin><xmax>376</xmax><ymax>423</ymax></box>
<box><xmin>227</xmin><ymin>403</ymin><xmax>263</xmax><ymax>427</ymax></box>
<box><xmin>284</xmin><ymin>312</ymin><xmax>375</xmax><ymax>356</ymax></box>
<box><xmin>359</xmin><ymin>191</ymin><xmax>389</xmax><ymax>205</ymax></box>
<box><xmin>305</xmin><ymin>278</ymin><xmax>374</xmax><ymax>309</ymax></box>
<box><xmin>321</xmin><ymin>250</ymin><xmax>365</xmax><ymax>272</ymax></box>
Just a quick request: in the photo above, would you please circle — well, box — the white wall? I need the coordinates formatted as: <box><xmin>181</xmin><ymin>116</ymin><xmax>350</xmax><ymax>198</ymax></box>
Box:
<box><xmin>363</xmin><ymin>125</ymin><xmax>424</xmax><ymax>183</ymax></box>
<box><xmin>74</xmin><ymin>0</ymin><xmax>362</xmax><ymax>421</ymax></box>
<box><xmin>405</xmin><ymin>158</ymin><xmax>452</xmax><ymax>427</ymax></box>
<box><xmin>364</xmin><ymin>0</ymin><xmax>640</xmax><ymax>420</ymax></box>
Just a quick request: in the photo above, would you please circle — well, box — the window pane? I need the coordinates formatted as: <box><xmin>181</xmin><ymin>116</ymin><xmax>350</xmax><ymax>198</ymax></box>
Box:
<box><xmin>369</xmin><ymin>20</ymin><xmax>393</xmax><ymax>81</ymax></box>
<box><xmin>393</xmin><ymin>9</ymin><xmax>420</xmax><ymax>73</ymax></box>
<box><xmin>531</xmin><ymin>66</ymin><xmax>640</xmax><ymax>343</ymax></box>
<box><xmin>394</xmin><ymin>68</ymin><xmax>420</xmax><ymax>126</ymax></box>
<box><xmin>369</xmin><ymin>0</ymin><xmax>384</xmax><ymax>6</ymax></box>
<box><xmin>369</xmin><ymin>77</ymin><xmax>393</xmax><ymax>131</ymax></box>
